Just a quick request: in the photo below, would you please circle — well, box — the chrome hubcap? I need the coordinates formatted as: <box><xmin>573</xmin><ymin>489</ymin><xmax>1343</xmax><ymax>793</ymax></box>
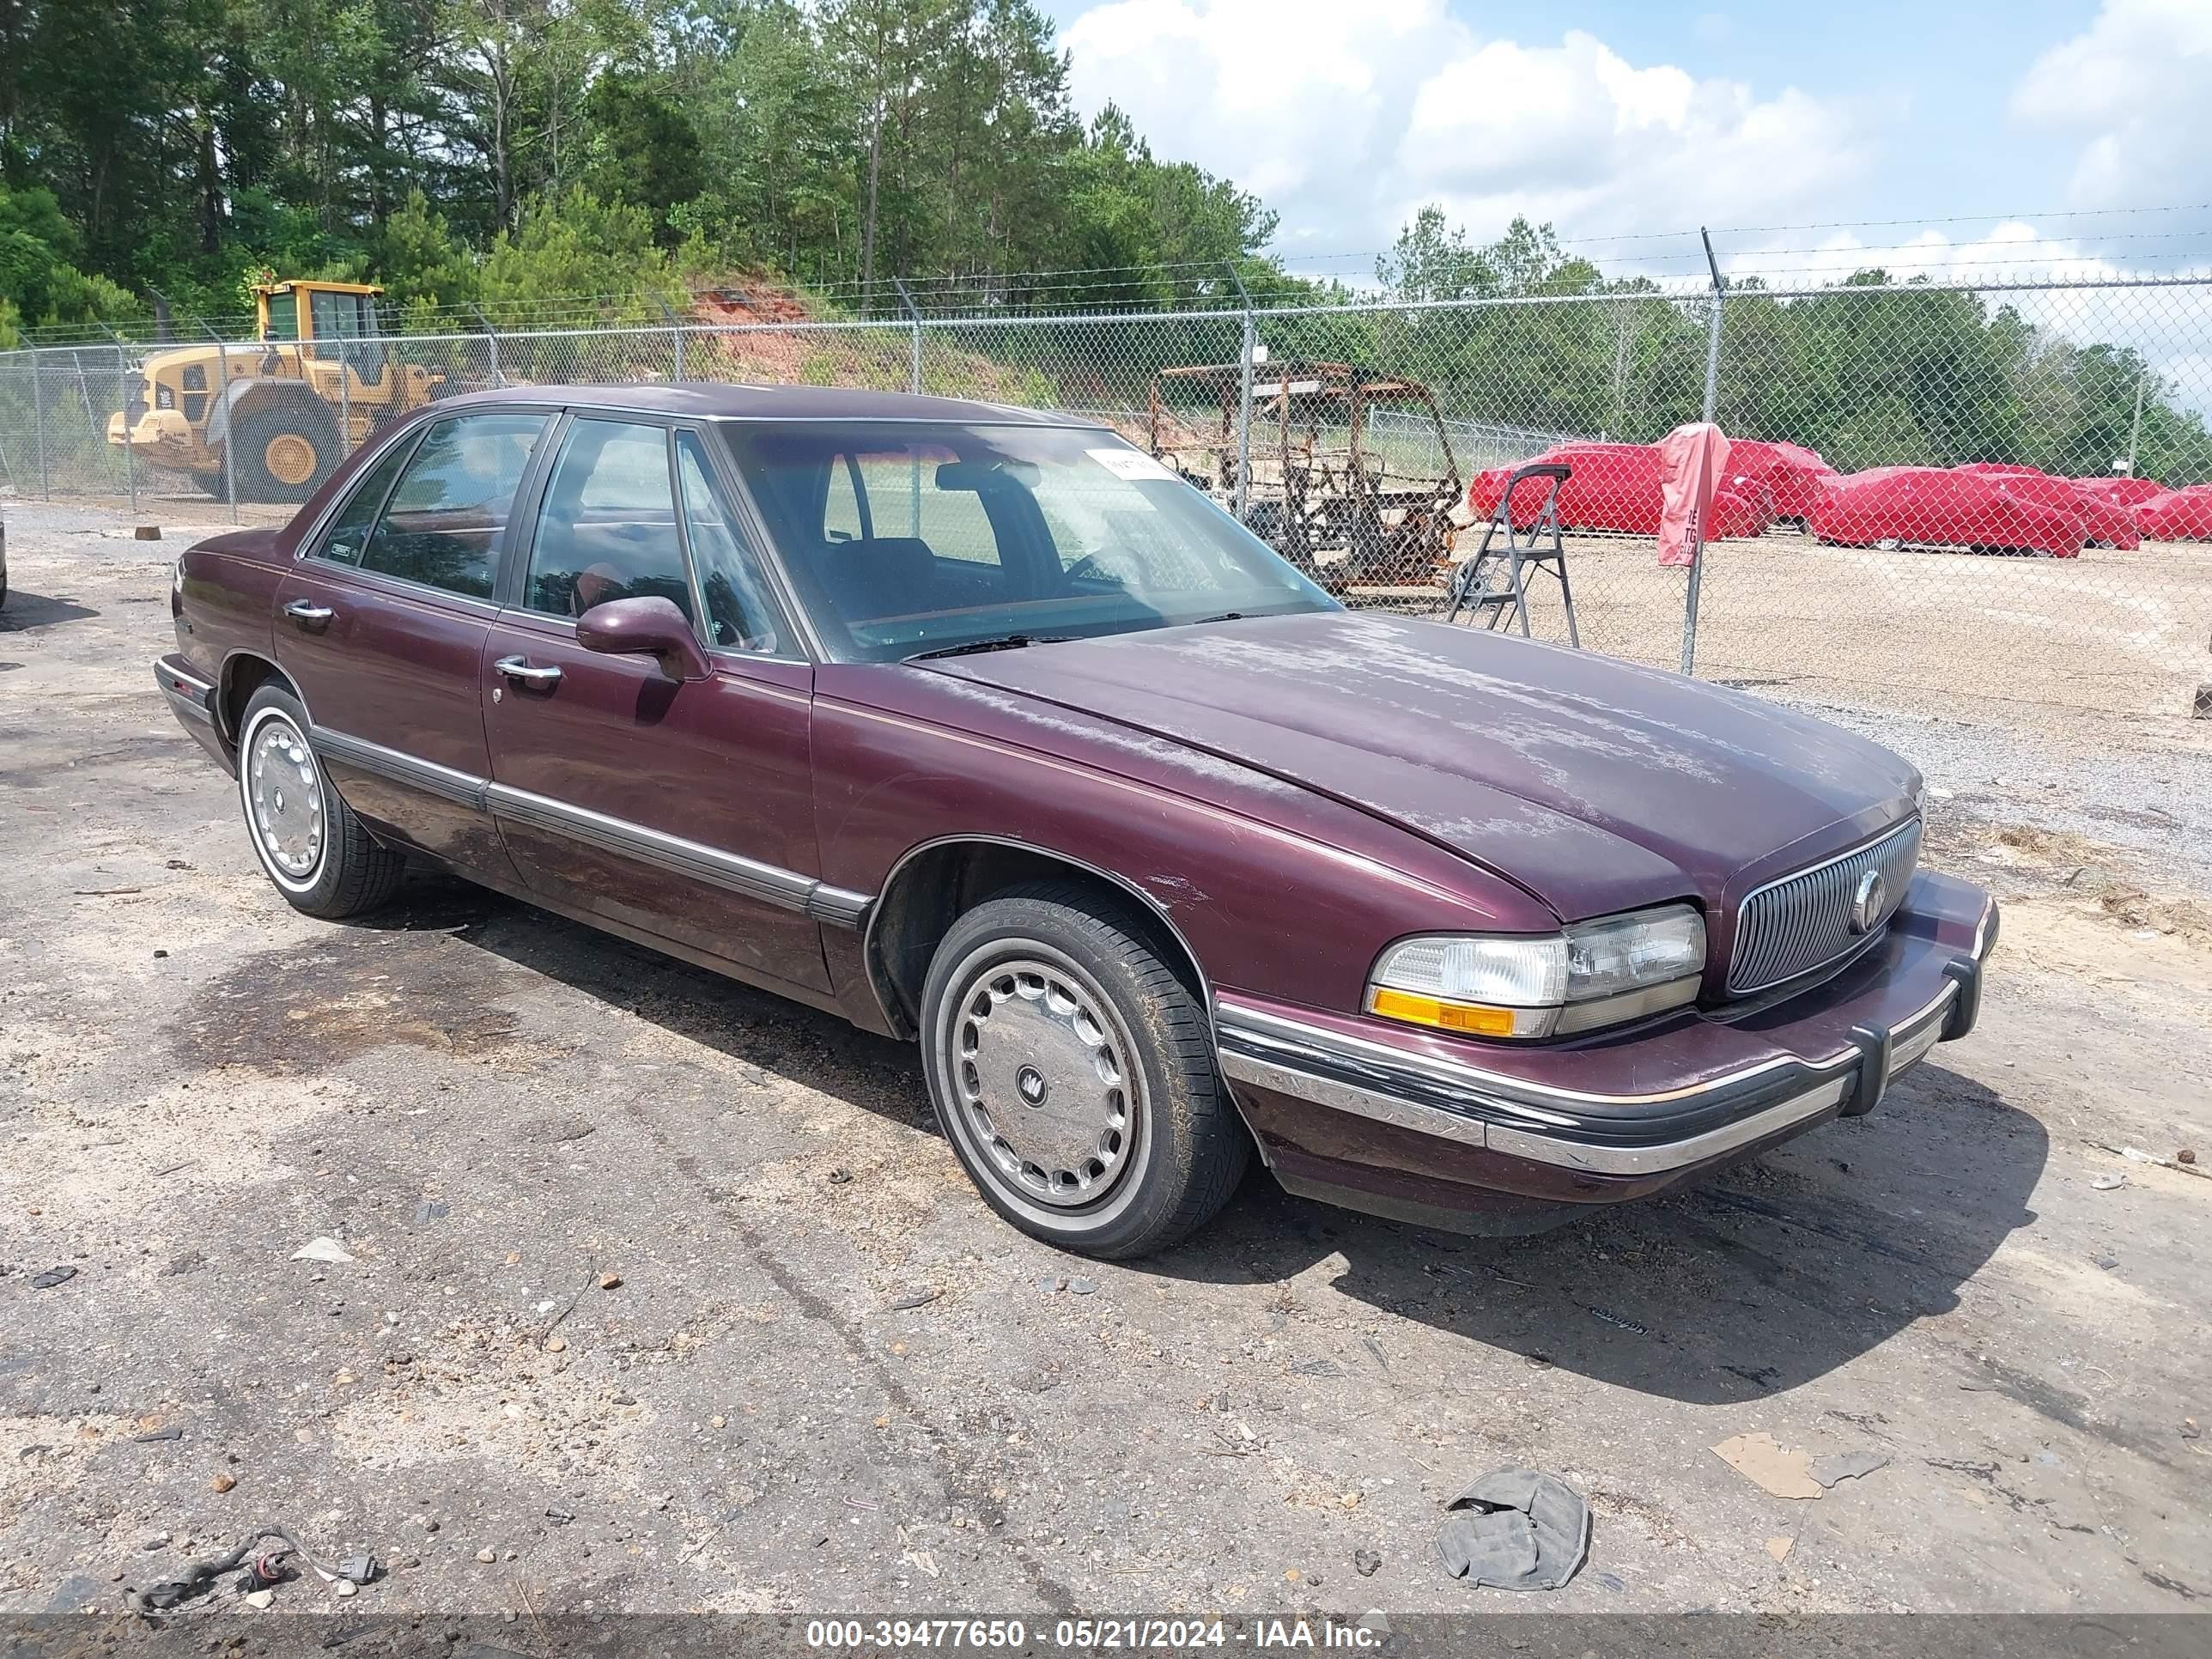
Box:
<box><xmin>952</xmin><ymin>957</ymin><xmax>1133</xmax><ymax>1208</ymax></box>
<box><xmin>248</xmin><ymin>717</ymin><xmax>323</xmax><ymax>878</ymax></box>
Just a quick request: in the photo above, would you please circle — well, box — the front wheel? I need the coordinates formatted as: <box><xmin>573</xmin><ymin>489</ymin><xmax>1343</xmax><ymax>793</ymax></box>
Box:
<box><xmin>236</xmin><ymin>684</ymin><xmax>404</xmax><ymax>918</ymax></box>
<box><xmin>920</xmin><ymin>883</ymin><xmax>1249</xmax><ymax>1259</ymax></box>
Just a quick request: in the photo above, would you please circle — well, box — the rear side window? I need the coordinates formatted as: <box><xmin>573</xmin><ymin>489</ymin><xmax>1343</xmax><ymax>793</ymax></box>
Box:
<box><xmin>316</xmin><ymin>436</ymin><xmax>417</xmax><ymax>568</ymax></box>
<box><xmin>523</xmin><ymin>419</ymin><xmax>693</xmax><ymax>621</ymax></box>
<box><xmin>360</xmin><ymin>413</ymin><xmax>549</xmax><ymax>599</ymax></box>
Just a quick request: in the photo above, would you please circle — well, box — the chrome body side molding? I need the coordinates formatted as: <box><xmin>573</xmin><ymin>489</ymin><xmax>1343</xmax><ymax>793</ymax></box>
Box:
<box><xmin>304</xmin><ymin>722</ymin><xmax>872</xmax><ymax>929</ymax></box>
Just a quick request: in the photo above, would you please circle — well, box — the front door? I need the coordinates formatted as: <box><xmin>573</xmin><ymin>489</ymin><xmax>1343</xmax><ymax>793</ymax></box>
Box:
<box><xmin>482</xmin><ymin>417</ymin><xmax>828</xmax><ymax>991</ymax></box>
<box><xmin>275</xmin><ymin>409</ymin><xmax>551</xmax><ymax>878</ymax></box>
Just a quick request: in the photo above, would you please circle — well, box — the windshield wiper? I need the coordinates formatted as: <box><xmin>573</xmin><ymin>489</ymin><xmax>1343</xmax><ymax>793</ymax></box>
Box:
<box><xmin>1182</xmin><ymin>611</ymin><xmax>1246</xmax><ymax>626</ymax></box>
<box><xmin>904</xmin><ymin>632</ymin><xmax>1072</xmax><ymax>662</ymax></box>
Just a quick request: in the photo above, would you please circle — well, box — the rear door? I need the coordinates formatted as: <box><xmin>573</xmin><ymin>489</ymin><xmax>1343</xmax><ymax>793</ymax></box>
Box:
<box><xmin>481</xmin><ymin>417</ymin><xmax>828</xmax><ymax>991</ymax></box>
<box><xmin>275</xmin><ymin>409</ymin><xmax>552</xmax><ymax>876</ymax></box>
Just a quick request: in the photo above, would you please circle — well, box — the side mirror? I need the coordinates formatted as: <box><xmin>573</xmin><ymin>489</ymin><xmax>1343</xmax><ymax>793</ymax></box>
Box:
<box><xmin>575</xmin><ymin>596</ymin><xmax>711</xmax><ymax>683</ymax></box>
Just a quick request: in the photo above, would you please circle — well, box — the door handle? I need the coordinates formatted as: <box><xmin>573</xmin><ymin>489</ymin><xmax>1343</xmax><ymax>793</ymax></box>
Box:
<box><xmin>494</xmin><ymin>655</ymin><xmax>562</xmax><ymax>689</ymax></box>
<box><xmin>283</xmin><ymin>599</ymin><xmax>334</xmax><ymax>630</ymax></box>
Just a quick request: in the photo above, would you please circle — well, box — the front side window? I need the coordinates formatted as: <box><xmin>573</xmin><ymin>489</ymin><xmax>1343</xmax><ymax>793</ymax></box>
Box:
<box><xmin>360</xmin><ymin>412</ymin><xmax>548</xmax><ymax>599</ymax></box>
<box><xmin>525</xmin><ymin>419</ymin><xmax>693</xmax><ymax>620</ymax></box>
<box><xmin>725</xmin><ymin>422</ymin><xmax>1334</xmax><ymax>661</ymax></box>
<box><xmin>677</xmin><ymin>429</ymin><xmax>784</xmax><ymax>654</ymax></box>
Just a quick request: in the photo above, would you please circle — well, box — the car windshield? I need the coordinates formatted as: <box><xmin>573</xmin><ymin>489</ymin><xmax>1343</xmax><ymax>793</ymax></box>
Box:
<box><xmin>721</xmin><ymin>421</ymin><xmax>1335</xmax><ymax>661</ymax></box>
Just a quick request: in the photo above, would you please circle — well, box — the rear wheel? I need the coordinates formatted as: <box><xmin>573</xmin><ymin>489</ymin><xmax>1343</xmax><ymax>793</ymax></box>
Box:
<box><xmin>233</xmin><ymin>404</ymin><xmax>339</xmax><ymax>503</ymax></box>
<box><xmin>236</xmin><ymin>684</ymin><xmax>404</xmax><ymax>918</ymax></box>
<box><xmin>920</xmin><ymin>882</ymin><xmax>1249</xmax><ymax>1258</ymax></box>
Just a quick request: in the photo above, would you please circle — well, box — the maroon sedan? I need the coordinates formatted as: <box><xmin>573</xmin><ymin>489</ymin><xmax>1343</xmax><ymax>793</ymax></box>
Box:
<box><xmin>155</xmin><ymin>386</ymin><xmax>1996</xmax><ymax>1257</ymax></box>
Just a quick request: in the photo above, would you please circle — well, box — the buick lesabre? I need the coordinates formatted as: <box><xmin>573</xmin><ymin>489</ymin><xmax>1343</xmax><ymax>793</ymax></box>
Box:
<box><xmin>155</xmin><ymin>386</ymin><xmax>1997</xmax><ymax>1257</ymax></box>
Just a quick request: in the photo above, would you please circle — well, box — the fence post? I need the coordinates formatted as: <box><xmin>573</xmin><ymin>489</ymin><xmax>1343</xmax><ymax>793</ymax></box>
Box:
<box><xmin>1227</xmin><ymin>261</ymin><xmax>1255</xmax><ymax>523</ymax></box>
<box><xmin>32</xmin><ymin>349</ymin><xmax>50</xmax><ymax>500</ymax></box>
<box><xmin>337</xmin><ymin>337</ymin><xmax>351</xmax><ymax>460</ymax></box>
<box><xmin>2124</xmin><ymin>371</ymin><xmax>2146</xmax><ymax>475</ymax></box>
<box><xmin>1680</xmin><ymin>228</ymin><xmax>1728</xmax><ymax>677</ymax></box>
<box><xmin>656</xmin><ymin>298</ymin><xmax>686</xmax><ymax>382</ymax></box>
<box><xmin>471</xmin><ymin>307</ymin><xmax>502</xmax><ymax>387</ymax></box>
<box><xmin>892</xmin><ymin>278</ymin><xmax>923</xmax><ymax>395</ymax></box>
<box><xmin>102</xmin><ymin>327</ymin><xmax>138</xmax><ymax>516</ymax></box>
<box><xmin>212</xmin><ymin>329</ymin><xmax>238</xmax><ymax>510</ymax></box>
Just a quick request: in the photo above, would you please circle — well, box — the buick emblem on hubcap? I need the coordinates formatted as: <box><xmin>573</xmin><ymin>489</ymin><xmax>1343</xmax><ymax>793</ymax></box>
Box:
<box><xmin>1850</xmin><ymin>869</ymin><xmax>1886</xmax><ymax>935</ymax></box>
<box><xmin>1016</xmin><ymin>1065</ymin><xmax>1048</xmax><ymax>1106</ymax></box>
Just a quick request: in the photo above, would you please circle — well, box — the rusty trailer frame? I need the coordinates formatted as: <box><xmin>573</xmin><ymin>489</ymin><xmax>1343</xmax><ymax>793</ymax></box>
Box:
<box><xmin>1144</xmin><ymin>360</ymin><xmax>1465</xmax><ymax>594</ymax></box>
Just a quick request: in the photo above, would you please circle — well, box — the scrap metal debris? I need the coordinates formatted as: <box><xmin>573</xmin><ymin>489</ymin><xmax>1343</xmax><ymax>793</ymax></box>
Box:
<box><xmin>125</xmin><ymin>1523</ymin><xmax>379</xmax><ymax>1619</ymax></box>
<box><xmin>29</xmin><ymin>1267</ymin><xmax>77</xmax><ymax>1290</ymax></box>
<box><xmin>1436</xmin><ymin>1469</ymin><xmax>1590</xmax><ymax>1591</ymax></box>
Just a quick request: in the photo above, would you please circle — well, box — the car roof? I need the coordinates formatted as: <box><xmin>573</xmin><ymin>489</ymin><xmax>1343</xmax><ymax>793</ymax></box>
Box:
<box><xmin>430</xmin><ymin>381</ymin><xmax>1109</xmax><ymax>428</ymax></box>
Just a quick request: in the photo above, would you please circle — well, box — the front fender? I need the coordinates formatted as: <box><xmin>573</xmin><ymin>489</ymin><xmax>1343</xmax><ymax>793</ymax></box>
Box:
<box><xmin>810</xmin><ymin>667</ymin><xmax>1558</xmax><ymax>1032</ymax></box>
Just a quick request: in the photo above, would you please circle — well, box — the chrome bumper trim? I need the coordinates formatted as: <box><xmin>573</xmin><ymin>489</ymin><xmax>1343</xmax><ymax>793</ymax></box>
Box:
<box><xmin>1217</xmin><ymin>895</ymin><xmax>1997</xmax><ymax>1177</ymax></box>
<box><xmin>153</xmin><ymin>659</ymin><xmax>217</xmax><ymax>727</ymax></box>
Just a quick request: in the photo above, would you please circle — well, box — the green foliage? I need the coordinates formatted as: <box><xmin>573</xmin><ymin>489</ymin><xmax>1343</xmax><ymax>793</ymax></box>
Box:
<box><xmin>0</xmin><ymin>185</ymin><xmax>144</xmax><ymax>331</ymax></box>
<box><xmin>0</xmin><ymin>2</ymin><xmax>2202</xmax><ymax>487</ymax></box>
<box><xmin>1365</xmin><ymin>210</ymin><xmax>2212</xmax><ymax>483</ymax></box>
<box><xmin>478</xmin><ymin>187</ymin><xmax>687</xmax><ymax>325</ymax></box>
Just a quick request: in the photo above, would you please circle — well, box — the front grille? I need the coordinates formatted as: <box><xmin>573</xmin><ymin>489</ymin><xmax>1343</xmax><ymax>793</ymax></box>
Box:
<box><xmin>1729</xmin><ymin>817</ymin><xmax>1921</xmax><ymax>994</ymax></box>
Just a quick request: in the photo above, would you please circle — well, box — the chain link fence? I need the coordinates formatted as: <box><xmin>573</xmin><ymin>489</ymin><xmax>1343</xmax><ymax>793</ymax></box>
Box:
<box><xmin>4</xmin><ymin>276</ymin><xmax>2209</xmax><ymax>732</ymax></box>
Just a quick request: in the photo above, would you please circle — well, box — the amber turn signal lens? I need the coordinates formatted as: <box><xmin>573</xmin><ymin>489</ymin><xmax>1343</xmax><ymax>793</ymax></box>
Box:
<box><xmin>1367</xmin><ymin>988</ymin><xmax>1517</xmax><ymax>1036</ymax></box>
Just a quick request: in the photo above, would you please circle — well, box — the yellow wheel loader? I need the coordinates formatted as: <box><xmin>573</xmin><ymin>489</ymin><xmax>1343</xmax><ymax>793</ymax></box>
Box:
<box><xmin>106</xmin><ymin>280</ymin><xmax>441</xmax><ymax>503</ymax></box>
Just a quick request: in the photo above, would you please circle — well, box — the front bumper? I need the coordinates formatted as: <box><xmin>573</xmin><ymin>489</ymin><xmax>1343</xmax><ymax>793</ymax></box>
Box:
<box><xmin>1217</xmin><ymin>870</ymin><xmax>1998</xmax><ymax>1232</ymax></box>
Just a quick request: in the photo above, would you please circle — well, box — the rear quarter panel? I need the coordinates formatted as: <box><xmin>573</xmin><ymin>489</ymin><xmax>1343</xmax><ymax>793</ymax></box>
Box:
<box><xmin>176</xmin><ymin>529</ymin><xmax>287</xmax><ymax>714</ymax></box>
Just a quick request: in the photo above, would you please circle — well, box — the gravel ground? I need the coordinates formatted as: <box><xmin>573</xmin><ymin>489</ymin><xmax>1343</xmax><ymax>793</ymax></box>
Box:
<box><xmin>1764</xmin><ymin>693</ymin><xmax>2212</xmax><ymax>897</ymax></box>
<box><xmin>1</xmin><ymin>501</ymin><xmax>2208</xmax><ymax>1627</ymax></box>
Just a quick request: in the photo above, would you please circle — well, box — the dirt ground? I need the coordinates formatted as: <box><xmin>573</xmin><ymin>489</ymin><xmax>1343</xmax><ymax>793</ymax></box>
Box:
<box><xmin>1</xmin><ymin>501</ymin><xmax>2208</xmax><ymax>1623</ymax></box>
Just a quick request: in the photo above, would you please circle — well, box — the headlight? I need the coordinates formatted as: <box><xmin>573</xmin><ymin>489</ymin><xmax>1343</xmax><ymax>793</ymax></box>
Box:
<box><xmin>1367</xmin><ymin>903</ymin><xmax>1706</xmax><ymax>1039</ymax></box>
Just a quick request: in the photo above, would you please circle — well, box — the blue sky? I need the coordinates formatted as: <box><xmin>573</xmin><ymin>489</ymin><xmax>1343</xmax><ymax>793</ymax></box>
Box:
<box><xmin>1033</xmin><ymin>0</ymin><xmax>2212</xmax><ymax>284</ymax></box>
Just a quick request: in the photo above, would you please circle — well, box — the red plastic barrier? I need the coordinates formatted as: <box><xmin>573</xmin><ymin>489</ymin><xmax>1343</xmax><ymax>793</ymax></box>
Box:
<box><xmin>2137</xmin><ymin>484</ymin><xmax>2212</xmax><ymax>541</ymax></box>
<box><xmin>1726</xmin><ymin>438</ymin><xmax>1838</xmax><ymax>520</ymax></box>
<box><xmin>1468</xmin><ymin>442</ymin><xmax>1772</xmax><ymax>540</ymax></box>
<box><xmin>1964</xmin><ymin>470</ymin><xmax>2140</xmax><ymax>550</ymax></box>
<box><xmin>1810</xmin><ymin>467</ymin><xmax>2085</xmax><ymax>558</ymax></box>
<box><xmin>2075</xmin><ymin>475</ymin><xmax>2166</xmax><ymax>509</ymax></box>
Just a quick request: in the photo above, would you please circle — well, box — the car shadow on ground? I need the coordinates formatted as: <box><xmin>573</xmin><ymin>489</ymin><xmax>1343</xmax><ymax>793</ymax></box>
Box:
<box><xmin>0</xmin><ymin>589</ymin><xmax>99</xmax><ymax>631</ymax></box>
<box><xmin>1156</xmin><ymin>1063</ymin><xmax>2046</xmax><ymax>1403</ymax></box>
<box><xmin>356</xmin><ymin>871</ymin><xmax>2045</xmax><ymax>1406</ymax></box>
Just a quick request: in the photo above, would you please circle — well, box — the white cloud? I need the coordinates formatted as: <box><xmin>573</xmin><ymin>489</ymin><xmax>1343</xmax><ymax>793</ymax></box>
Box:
<box><xmin>1399</xmin><ymin>32</ymin><xmax>1865</xmax><ymax>240</ymax></box>
<box><xmin>2010</xmin><ymin>0</ymin><xmax>2212</xmax><ymax>208</ymax></box>
<box><xmin>1060</xmin><ymin>1</ymin><xmax>1869</xmax><ymax>252</ymax></box>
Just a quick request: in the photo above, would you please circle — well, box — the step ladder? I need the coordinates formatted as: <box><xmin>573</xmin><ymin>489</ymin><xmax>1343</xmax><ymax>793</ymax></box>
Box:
<box><xmin>1447</xmin><ymin>461</ymin><xmax>1579</xmax><ymax>647</ymax></box>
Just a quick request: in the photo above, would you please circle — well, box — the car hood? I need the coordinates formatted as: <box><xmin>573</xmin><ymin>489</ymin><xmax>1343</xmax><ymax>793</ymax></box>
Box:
<box><xmin>925</xmin><ymin>611</ymin><xmax>1917</xmax><ymax>920</ymax></box>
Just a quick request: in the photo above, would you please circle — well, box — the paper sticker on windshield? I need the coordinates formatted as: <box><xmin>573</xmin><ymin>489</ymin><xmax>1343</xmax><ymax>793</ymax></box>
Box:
<box><xmin>1088</xmin><ymin>447</ymin><xmax>1176</xmax><ymax>483</ymax></box>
